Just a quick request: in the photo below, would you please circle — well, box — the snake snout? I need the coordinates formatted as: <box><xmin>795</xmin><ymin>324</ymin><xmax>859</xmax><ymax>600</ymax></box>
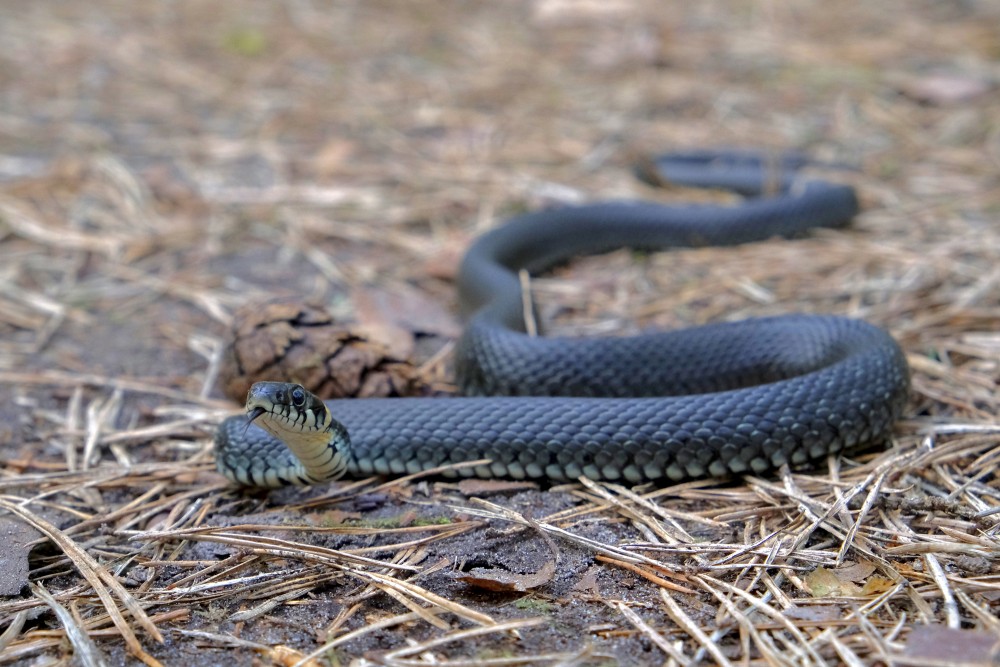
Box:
<box><xmin>246</xmin><ymin>381</ymin><xmax>313</xmax><ymax>410</ymax></box>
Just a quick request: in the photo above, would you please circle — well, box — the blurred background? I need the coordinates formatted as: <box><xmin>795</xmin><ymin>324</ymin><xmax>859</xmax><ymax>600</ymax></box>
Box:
<box><xmin>1</xmin><ymin>0</ymin><xmax>996</xmax><ymax>382</ymax></box>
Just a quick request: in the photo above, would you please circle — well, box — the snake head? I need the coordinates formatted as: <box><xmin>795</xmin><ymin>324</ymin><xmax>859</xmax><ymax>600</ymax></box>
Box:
<box><xmin>244</xmin><ymin>382</ymin><xmax>331</xmax><ymax>438</ymax></box>
<box><xmin>237</xmin><ymin>381</ymin><xmax>349</xmax><ymax>485</ymax></box>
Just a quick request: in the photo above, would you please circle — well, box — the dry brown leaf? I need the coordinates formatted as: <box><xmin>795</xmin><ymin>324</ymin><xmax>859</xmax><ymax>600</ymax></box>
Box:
<box><xmin>806</xmin><ymin>561</ymin><xmax>894</xmax><ymax>599</ymax></box>
<box><xmin>832</xmin><ymin>560</ymin><xmax>877</xmax><ymax>583</ymax></box>
<box><xmin>268</xmin><ymin>644</ymin><xmax>325</xmax><ymax>667</ymax></box>
<box><xmin>804</xmin><ymin>567</ymin><xmax>862</xmax><ymax>597</ymax></box>
<box><xmin>457</xmin><ymin>559</ymin><xmax>556</xmax><ymax>593</ymax></box>
<box><xmin>352</xmin><ymin>283</ymin><xmax>461</xmax><ymax>342</ymax></box>
<box><xmin>456</xmin><ymin>479</ymin><xmax>540</xmax><ymax>496</ymax></box>
<box><xmin>860</xmin><ymin>575</ymin><xmax>897</xmax><ymax>596</ymax></box>
<box><xmin>570</xmin><ymin>566</ymin><xmax>602</xmax><ymax>597</ymax></box>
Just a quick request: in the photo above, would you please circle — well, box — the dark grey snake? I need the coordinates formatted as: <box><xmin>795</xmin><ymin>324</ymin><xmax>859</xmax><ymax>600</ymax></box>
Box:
<box><xmin>215</xmin><ymin>150</ymin><xmax>910</xmax><ymax>488</ymax></box>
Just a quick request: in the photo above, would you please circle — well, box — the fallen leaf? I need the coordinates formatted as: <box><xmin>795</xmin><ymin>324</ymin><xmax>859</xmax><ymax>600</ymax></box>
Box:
<box><xmin>899</xmin><ymin>625</ymin><xmax>999</xmax><ymax>666</ymax></box>
<box><xmin>861</xmin><ymin>575</ymin><xmax>896</xmax><ymax>596</ymax></box>
<box><xmin>352</xmin><ymin>283</ymin><xmax>461</xmax><ymax>341</ymax></box>
<box><xmin>268</xmin><ymin>644</ymin><xmax>325</xmax><ymax>667</ymax></box>
<box><xmin>832</xmin><ymin>560</ymin><xmax>877</xmax><ymax>583</ymax></box>
<box><xmin>305</xmin><ymin>510</ymin><xmax>363</xmax><ymax>526</ymax></box>
<box><xmin>457</xmin><ymin>479</ymin><xmax>539</xmax><ymax>496</ymax></box>
<box><xmin>804</xmin><ymin>567</ymin><xmax>862</xmax><ymax>597</ymax></box>
<box><xmin>457</xmin><ymin>559</ymin><xmax>556</xmax><ymax>592</ymax></box>
<box><xmin>895</xmin><ymin>73</ymin><xmax>992</xmax><ymax>106</ymax></box>
<box><xmin>783</xmin><ymin>604</ymin><xmax>844</xmax><ymax>622</ymax></box>
<box><xmin>570</xmin><ymin>566</ymin><xmax>602</xmax><ymax>597</ymax></box>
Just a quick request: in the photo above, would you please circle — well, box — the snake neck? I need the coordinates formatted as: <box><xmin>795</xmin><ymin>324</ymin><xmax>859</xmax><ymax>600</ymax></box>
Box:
<box><xmin>244</xmin><ymin>382</ymin><xmax>352</xmax><ymax>486</ymax></box>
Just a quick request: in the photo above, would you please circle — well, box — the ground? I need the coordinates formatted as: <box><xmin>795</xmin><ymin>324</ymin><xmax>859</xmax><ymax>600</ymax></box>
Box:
<box><xmin>0</xmin><ymin>1</ymin><xmax>998</xmax><ymax>666</ymax></box>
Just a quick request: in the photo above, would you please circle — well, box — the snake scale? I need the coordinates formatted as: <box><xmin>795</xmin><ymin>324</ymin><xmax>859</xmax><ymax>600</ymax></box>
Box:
<box><xmin>215</xmin><ymin>150</ymin><xmax>910</xmax><ymax>488</ymax></box>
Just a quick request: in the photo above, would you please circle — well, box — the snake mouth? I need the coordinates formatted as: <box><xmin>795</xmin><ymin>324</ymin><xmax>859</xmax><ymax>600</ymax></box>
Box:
<box><xmin>246</xmin><ymin>406</ymin><xmax>267</xmax><ymax>425</ymax></box>
<box><xmin>244</xmin><ymin>405</ymin><xmax>269</xmax><ymax>438</ymax></box>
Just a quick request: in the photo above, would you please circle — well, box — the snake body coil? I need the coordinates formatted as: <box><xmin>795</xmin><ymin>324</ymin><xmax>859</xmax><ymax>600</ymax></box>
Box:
<box><xmin>215</xmin><ymin>151</ymin><xmax>909</xmax><ymax>488</ymax></box>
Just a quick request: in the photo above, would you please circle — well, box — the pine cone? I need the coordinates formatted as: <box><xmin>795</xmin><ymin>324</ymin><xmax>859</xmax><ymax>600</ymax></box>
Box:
<box><xmin>218</xmin><ymin>300</ymin><xmax>426</xmax><ymax>403</ymax></box>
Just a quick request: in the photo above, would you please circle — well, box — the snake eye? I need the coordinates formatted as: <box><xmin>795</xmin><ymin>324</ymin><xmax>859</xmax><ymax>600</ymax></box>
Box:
<box><xmin>290</xmin><ymin>387</ymin><xmax>306</xmax><ymax>406</ymax></box>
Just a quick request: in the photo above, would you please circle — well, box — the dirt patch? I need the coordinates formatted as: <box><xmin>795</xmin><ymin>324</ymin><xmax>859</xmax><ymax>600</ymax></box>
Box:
<box><xmin>0</xmin><ymin>1</ymin><xmax>998</xmax><ymax>665</ymax></box>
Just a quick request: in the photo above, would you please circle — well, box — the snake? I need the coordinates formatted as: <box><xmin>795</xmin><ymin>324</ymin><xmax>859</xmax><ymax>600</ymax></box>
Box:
<box><xmin>215</xmin><ymin>150</ymin><xmax>910</xmax><ymax>488</ymax></box>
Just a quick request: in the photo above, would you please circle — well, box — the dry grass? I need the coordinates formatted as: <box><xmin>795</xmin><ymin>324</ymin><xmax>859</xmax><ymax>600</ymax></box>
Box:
<box><xmin>0</xmin><ymin>1</ymin><xmax>998</xmax><ymax>665</ymax></box>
